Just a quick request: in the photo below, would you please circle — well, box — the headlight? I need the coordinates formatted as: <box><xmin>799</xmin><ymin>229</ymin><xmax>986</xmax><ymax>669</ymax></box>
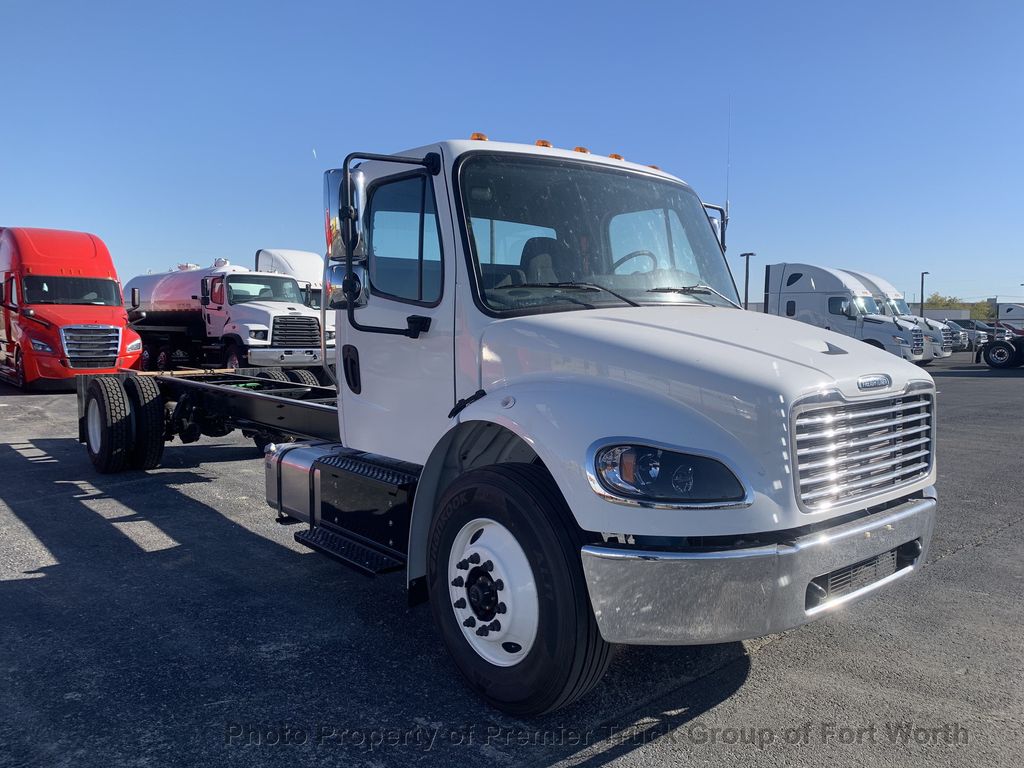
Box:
<box><xmin>325</xmin><ymin>330</ymin><xmax>336</xmax><ymax>341</ymax></box>
<box><xmin>594</xmin><ymin>444</ymin><xmax>746</xmax><ymax>504</ymax></box>
<box><xmin>249</xmin><ymin>330</ymin><xmax>268</xmax><ymax>340</ymax></box>
<box><xmin>29</xmin><ymin>338</ymin><xmax>54</xmax><ymax>353</ymax></box>
<box><xmin>126</xmin><ymin>338</ymin><xmax>143</xmax><ymax>353</ymax></box>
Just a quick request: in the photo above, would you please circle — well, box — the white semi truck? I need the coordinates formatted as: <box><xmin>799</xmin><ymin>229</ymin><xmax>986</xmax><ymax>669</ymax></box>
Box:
<box><xmin>764</xmin><ymin>263</ymin><xmax>926</xmax><ymax>362</ymax></box>
<box><xmin>125</xmin><ymin>260</ymin><xmax>335</xmax><ymax>377</ymax></box>
<box><xmin>254</xmin><ymin>248</ymin><xmax>325</xmax><ymax>309</ymax></box>
<box><xmin>841</xmin><ymin>270</ymin><xmax>953</xmax><ymax>365</ymax></box>
<box><xmin>76</xmin><ymin>138</ymin><xmax>937</xmax><ymax>715</ymax></box>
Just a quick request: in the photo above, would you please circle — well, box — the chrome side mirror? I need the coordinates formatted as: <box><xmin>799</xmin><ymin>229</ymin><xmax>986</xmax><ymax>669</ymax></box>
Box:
<box><xmin>326</xmin><ymin>263</ymin><xmax>368</xmax><ymax>310</ymax></box>
<box><xmin>340</xmin><ymin>169</ymin><xmax>367</xmax><ymax>259</ymax></box>
<box><xmin>130</xmin><ymin>287</ymin><xmax>140</xmax><ymax>309</ymax></box>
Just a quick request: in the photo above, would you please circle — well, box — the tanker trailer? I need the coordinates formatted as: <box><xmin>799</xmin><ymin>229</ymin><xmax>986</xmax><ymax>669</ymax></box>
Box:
<box><xmin>124</xmin><ymin>259</ymin><xmax>334</xmax><ymax>380</ymax></box>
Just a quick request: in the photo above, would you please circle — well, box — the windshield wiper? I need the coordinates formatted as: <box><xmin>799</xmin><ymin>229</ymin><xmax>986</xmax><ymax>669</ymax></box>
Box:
<box><xmin>646</xmin><ymin>284</ymin><xmax>741</xmax><ymax>309</ymax></box>
<box><xmin>506</xmin><ymin>282</ymin><xmax>640</xmax><ymax>307</ymax></box>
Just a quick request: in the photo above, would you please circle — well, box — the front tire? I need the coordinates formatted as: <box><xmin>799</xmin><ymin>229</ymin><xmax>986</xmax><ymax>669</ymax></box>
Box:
<box><xmin>983</xmin><ymin>340</ymin><xmax>1017</xmax><ymax>369</ymax></box>
<box><xmin>428</xmin><ymin>463</ymin><xmax>612</xmax><ymax>716</ymax></box>
<box><xmin>224</xmin><ymin>343</ymin><xmax>246</xmax><ymax>369</ymax></box>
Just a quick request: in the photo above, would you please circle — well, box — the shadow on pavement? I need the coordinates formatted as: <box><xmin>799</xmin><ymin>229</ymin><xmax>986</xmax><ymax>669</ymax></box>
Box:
<box><xmin>0</xmin><ymin>437</ymin><xmax>749</xmax><ymax>768</ymax></box>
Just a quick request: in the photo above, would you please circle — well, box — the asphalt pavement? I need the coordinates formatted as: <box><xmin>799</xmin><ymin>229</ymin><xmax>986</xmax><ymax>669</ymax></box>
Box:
<box><xmin>1</xmin><ymin>353</ymin><xmax>1021</xmax><ymax>767</ymax></box>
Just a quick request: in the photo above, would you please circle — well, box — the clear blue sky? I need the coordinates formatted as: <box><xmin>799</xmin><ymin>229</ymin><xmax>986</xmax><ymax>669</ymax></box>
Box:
<box><xmin>2</xmin><ymin>0</ymin><xmax>1021</xmax><ymax>304</ymax></box>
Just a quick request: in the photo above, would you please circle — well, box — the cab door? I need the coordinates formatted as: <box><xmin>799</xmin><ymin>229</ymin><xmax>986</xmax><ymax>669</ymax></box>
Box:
<box><xmin>337</xmin><ymin>163</ymin><xmax>456</xmax><ymax>465</ymax></box>
<box><xmin>826</xmin><ymin>295</ymin><xmax>860</xmax><ymax>339</ymax></box>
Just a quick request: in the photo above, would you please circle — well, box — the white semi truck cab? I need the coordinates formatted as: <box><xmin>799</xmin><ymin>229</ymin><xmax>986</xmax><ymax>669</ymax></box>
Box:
<box><xmin>765</xmin><ymin>262</ymin><xmax>926</xmax><ymax>362</ymax></box>
<box><xmin>841</xmin><ymin>269</ymin><xmax>953</xmax><ymax>364</ymax></box>
<box><xmin>78</xmin><ymin>139</ymin><xmax>938</xmax><ymax>715</ymax></box>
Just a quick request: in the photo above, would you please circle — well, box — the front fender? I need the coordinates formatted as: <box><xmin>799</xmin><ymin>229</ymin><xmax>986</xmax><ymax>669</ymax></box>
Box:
<box><xmin>448</xmin><ymin>376</ymin><xmax>793</xmax><ymax>539</ymax></box>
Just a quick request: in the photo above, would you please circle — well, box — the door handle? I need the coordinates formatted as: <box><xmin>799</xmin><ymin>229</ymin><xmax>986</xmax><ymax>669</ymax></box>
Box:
<box><xmin>342</xmin><ymin>344</ymin><xmax>361</xmax><ymax>394</ymax></box>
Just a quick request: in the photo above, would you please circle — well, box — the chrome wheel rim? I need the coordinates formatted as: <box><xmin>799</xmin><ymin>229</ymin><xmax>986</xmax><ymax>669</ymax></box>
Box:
<box><xmin>87</xmin><ymin>398</ymin><xmax>102</xmax><ymax>454</ymax></box>
<box><xmin>447</xmin><ymin>517</ymin><xmax>539</xmax><ymax>667</ymax></box>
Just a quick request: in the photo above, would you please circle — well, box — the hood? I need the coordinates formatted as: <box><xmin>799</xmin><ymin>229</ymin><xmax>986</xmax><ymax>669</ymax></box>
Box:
<box><xmin>479</xmin><ymin>306</ymin><xmax>931</xmax><ymax>411</ymax></box>
<box><xmin>864</xmin><ymin>313</ymin><xmax>918</xmax><ymax>332</ymax></box>
<box><xmin>229</xmin><ymin>301</ymin><xmax>335</xmax><ymax>329</ymax></box>
<box><xmin>23</xmin><ymin>304</ymin><xmax>130</xmax><ymax>331</ymax></box>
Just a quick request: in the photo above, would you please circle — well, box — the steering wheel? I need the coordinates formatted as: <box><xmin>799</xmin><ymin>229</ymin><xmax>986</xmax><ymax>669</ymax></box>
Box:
<box><xmin>612</xmin><ymin>249</ymin><xmax>658</xmax><ymax>272</ymax></box>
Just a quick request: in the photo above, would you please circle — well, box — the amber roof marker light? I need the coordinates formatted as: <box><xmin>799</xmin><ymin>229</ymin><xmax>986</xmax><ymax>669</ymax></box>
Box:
<box><xmin>573</xmin><ymin>146</ymin><xmax>591</xmax><ymax>154</ymax></box>
<box><xmin>535</xmin><ymin>139</ymin><xmax>553</xmax><ymax>147</ymax></box>
<box><xmin>608</xmin><ymin>153</ymin><xmax>624</xmax><ymax>160</ymax></box>
<box><xmin>470</xmin><ymin>132</ymin><xmax>489</xmax><ymax>141</ymax></box>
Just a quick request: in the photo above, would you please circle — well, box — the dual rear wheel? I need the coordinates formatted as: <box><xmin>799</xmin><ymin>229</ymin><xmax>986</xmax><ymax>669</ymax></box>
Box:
<box><xmin>85</xmin><ymin>376</ymin><xmax>165</xmax><ymax>473</ymax></box>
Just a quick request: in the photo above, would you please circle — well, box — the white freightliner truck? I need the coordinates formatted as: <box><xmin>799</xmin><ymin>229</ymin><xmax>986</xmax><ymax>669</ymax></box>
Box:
<box><xmin>75</xmin><ymin>138</ymin><xmax>938</xmax><ymax>715</ymax></box>
<box><xmin>254</xmin><ymin>248</ymin><xmax>325</xmax><ymax>309</ymax></box>
<box><xmin>124</xmin><ymin>260</ymin><xmax>335</xmax><ymax>378</ymax></box>
<box><xmin>841</xmin><ymin>270</ymin><xmax>953</xmax><ymax>365</ymax></box>
<box><xmin>764</xmin><ymin>263</ymin><xmax>926</xmax><ymax>362</ymax></box>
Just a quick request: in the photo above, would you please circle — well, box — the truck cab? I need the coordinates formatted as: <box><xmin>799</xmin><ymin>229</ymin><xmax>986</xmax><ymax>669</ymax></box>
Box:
<box><xmin>764</xmin><ymin>262</ymin><xmax>925</xmax><ymax>361</ymax></box>
<box><xmin>78</xmin><ymin>138</ymin><xmax>939</xmax><ymax>715</ymax></box>
<box><xmin>0</xmin><ymin>227</ymin><xmax>142</xmax><ymax>389</ymax></box>
<box><xmin>841</xmin><ymin>269</ymin><xmax>953</xmax><ymax>364</ymax></box>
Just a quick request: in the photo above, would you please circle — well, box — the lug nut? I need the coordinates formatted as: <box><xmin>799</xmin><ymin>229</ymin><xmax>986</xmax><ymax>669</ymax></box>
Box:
<box><xmin>451</xmin><ymin>576</ymin><xmax>464</xmax><ymax>587</ymax></box>
<box><xmin>488</xmin><ymin>620</ymin><xmax>501</xmax><ymax>631</ymax></box>
<box><xmin>482</xmin><ymin>560</ymin><xmax>494</xmax><ymax>572</ymax></box>
<box><xmin>496</xmin><ymin>602</ymin><xmax>506</xmax><ymax>614</ymax></box>
<box><xmin>475</xmin><ymin>626</ymin><xmax>490</xmax><ymax>637</ymax></box>
<box><xmin>463</xmin><ymin>616</ymin><xmax>476</xmax><ymax>627</ymax></box>
<box><xmin>453</xmin><ymin>598</ymin><xmax>466</xmax><ymax>609</ymax></box>
<box><xmin>456</xmin><ymin>559</ymin><xmax>469</xmax><ymax>570</ymax></box>
<box><xmin>494</xmin><ymin>579</ymin><xmax>504</xmax><ymax>591</ymax></box>
<box><xmin>468</xmin><ymin>553</ymin><xmax>481</xmax><ymax>564</ymax></box>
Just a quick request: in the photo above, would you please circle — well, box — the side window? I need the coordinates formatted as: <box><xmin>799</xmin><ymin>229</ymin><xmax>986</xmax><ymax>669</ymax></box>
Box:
<box><xmin>786</xmin><ymin>300</ymin><xmax>796</xmax><ymax>317</ymax></box>
<box><xmin>367</xmin><ymin>175</ymin><xmax>443</xmax><ymax>305</ymax></box>
<box><xmin>828</xmin><ymin>296</ymin><xmax>849</xmax><ymax>316</ymax></box>
<box><xmin>8</xmin><ymin>277</ymin><xmax>17</xmax><ymax>308</ymax></box>
<box><xmin>210</xmin><ymin>277</ymin><xmax>225</xmax><ymax>305</ymax></box>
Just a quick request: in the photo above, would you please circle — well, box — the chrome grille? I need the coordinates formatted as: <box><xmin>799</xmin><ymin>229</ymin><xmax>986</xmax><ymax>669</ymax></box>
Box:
<box><xmin>910</xmin><ymin>328</ymin><xmax>924</xmax><ymax>355</ymax></box>
<box><xmin>60</xmin><ymin>325</ymin><xmax>121</xmax><ymax>369</ymax></box>
<box><xmin>271</xmin><ymin>316</ymin><xmax>320</xmax><ymax>347</ymax></box>
<box><xmin>940</xmin><ymin>327</ymin><xmax>953</xmax><ymax>352</ymax></box>
<box><xmin>792</xmin><ymin>390</ymin><xmax>934</xmax><ymax>511</ymax></box>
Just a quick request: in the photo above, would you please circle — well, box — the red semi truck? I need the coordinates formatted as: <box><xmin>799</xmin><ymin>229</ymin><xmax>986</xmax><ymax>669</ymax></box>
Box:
<box><xmin>0</xmin><ymin>227</ymin><xmax>142</xmax><ymax>389</ymax></box>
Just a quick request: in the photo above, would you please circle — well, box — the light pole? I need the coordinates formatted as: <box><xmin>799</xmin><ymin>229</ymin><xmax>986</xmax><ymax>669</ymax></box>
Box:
<box><xmin>739</xmin><ymin>252</ymin><xmax>755</xmax><ymax>309</ymax></box>
<box><xmin>919</xmin><ymin>271</ymin><xmax>929</xmax><ymax>317</ymax></box>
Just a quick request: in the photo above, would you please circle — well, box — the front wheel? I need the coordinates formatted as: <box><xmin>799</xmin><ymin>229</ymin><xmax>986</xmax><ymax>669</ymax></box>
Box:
<box><xmin>428</xmin><ymin>463</ymin><xmax>612</xmax><ymax>716</ymax></box>
<box><xmin>983</xmin><ymin>340</ymin><xmax>1018</xmax><ymax>369</ymax></box>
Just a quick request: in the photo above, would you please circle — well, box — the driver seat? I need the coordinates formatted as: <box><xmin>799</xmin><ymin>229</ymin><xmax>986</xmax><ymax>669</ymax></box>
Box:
<box><xmin>520</xmin><ymin>237</ymin><xmax>575</xmax><ymax>283</ymax></box>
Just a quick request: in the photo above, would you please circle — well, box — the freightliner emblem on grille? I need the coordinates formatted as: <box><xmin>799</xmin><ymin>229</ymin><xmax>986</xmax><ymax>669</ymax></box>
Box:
<box><xmin>857</xmin><ymin>373</ymin><xmax>892</xmax><ymax>391</ymax></box>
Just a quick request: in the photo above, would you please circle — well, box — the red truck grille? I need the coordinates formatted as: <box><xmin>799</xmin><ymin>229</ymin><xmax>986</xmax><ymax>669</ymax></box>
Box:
<box><xmin>60</xmin><ymin>325</ymin><xmax>121</xmax><ymax>369</ymax></box>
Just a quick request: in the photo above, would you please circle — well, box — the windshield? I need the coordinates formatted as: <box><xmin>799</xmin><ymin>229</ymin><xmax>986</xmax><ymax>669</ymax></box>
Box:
<box><xmin>23</xmin><ymin>276</ymin><xmax>121</xmax><ymax>306</ymax></box>
<box><xmin>226</xmin><ymin>275</ymin><xmax>303</xmax><ymax>305</ymax></box>
<box><xmin>853</xmin><ymin>296</ymin><xmax>881</xmax><ymax>315</ymax></box>
<box><xmin>885</xmin><ymin>298</ymin><xmax>913</xmax><ymax>316</ymax></box>
<box><xmin>460</xmin><ymin>155</ymin><xmax>740</xmax><ymax>314</ymax></box>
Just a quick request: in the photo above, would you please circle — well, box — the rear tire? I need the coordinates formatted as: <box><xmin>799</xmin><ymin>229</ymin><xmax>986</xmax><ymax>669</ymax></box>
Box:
<box><xmin>284</xmin><ymin>368</ymin><xmax>320</xmax><ymax>386</ymax></box>
<box><xmin>224</xmin><ymin>343</ymin><xmax>246</xmax><ymax>369</ymax></box>
<box><xmin>428</xmin><ymin>463</ymin><xmax>612</xmax><ymax>716</ymax></box>
<box><xmin>984</xmin><ymin>340</ymin><xmax>1018</xmax><ymax>369</ymax></box>
<box><xmin>256</xmin><ymin>369</ymin><xmax>290</xmax><ymax>383</ymax></box>
<box><xmin>123</xmin><ymin>376</ymin><xmax>165</xmax><ymax>470</ymax></box>
<box><xmin>85</xmin><ymin>377</ymin><xmax>131</xmax><ymax>473</ymax></box>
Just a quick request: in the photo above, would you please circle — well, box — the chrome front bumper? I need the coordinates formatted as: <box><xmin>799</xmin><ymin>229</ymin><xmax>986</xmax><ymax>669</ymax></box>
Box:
<box><xmin>580</xmin><ymin>491</ymin><xmax>936</xmax><ymax>645</ymax></box>
<box><xmin>248</xmin><ymin>346</ymin><xmax>332</xmax><ymax>367</ymax></box>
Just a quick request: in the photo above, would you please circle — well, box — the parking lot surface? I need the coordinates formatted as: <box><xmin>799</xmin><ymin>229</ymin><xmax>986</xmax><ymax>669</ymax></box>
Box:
<box><xmin>1</xmin><ymin>355</ymin><xmax>1021</xmax><ymax>768</ymax></box>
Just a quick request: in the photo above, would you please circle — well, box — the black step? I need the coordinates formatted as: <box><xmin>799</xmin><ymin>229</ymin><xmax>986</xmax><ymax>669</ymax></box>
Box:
<box><xmin>295</xmin><ymin>526</ymin><xmax>404</xmax><ymax>576</ymax></box>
